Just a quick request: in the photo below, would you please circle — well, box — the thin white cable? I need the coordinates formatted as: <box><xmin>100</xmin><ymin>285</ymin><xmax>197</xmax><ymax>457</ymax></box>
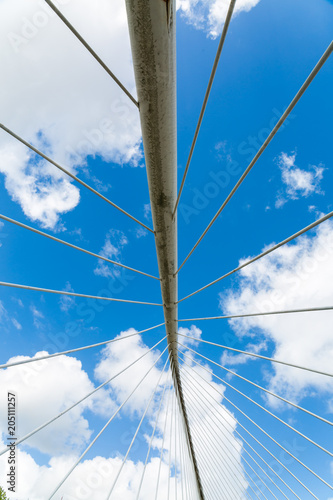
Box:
<box><xmin>188</xmin><ymin>425</ymin><xmax>246</xmax><ymax>500</ymax></box>
<box><xmin>180</xmin><ymin>357</ymin><xmax>320</xmax><ymax>499</ymax></box>
<box><xmin>0</xmin><ymin>214</ymin><xmax>159</xmax><ymax>280</ymax></box>
<box><xmin>180</xmin><ymin>342</ymin><xmax>333</xmax><ymax>426</ymax></box>
<box><xmin>174</xmin><ymin>392</ymin><xmax>178</xmax><ymax>500</ymax></box>
<box><xmin>0</xmin><ymin>336</ymin><xmax>166</xmax><ymax>457</ymax></box>
<box><xmin>185</xmin><ymin>371</ymin><xmax>290</xmax><ymax>500</ymax></box>
<box><xmin>48</xmin><ymin>345</ymin><xmax>168</xmax><ymax>499</ymax></box>
<box><xmin>182</xmin><ymin>372</ymin><xmax>262</xmax><ymax>500</ymax></box>
<box><xmin>179</xmin><ymin>409</ymin><xmax>190</xmax><ymax>500</ymax></box>
<box><xmin>168</xmin><ymin>392</ymin><xmax>175</xmax><ymax>499</ymax></box>
<box><xmin>135</xmin><ymin>373</ymin><xmax>172</xmax><ymax>500</ymax></box>
<box><xmin>0</xmin><ymin>124</ymin><xmax>153</xmax><ymax>233</ymax></box>
<box><xmin>179</xmin><ymin>346</ymin><xmax>333</xmax><ymax>461</ymax></box>
<box><xmin>43</xmin><ymin>0</ymin><xmax>138</xmax><ymax>106</ymax></box>
<box><xmin>176</xmin><ymin>404</ymin><xmax>185</xmax><ymax>500</ymax></box>
<box><xmin>176</xmin><ymin>41</ymin><xmax>333</xmax><ymax>274</ymax></box>
<box><xmin>0</xmin><ymin>324</ymin><xmax>165</xmax><ymax>370</ymax></box>
<box><xmin>105</xmin><ymin>356</ymin><xmax>170</xmax><ymax>499</ymax></box>
<box><xmin>179</xmin><ymin>374</ymin><xmax>236</xmax><ymax>497</ymax></box>
<box><xmin>177</xmin><ymin>330</ymin><xmax>333</xmax><ymax>378</ymax></box>
<box><xmin>179</xmin><ymin>407</ymin><xmax>198</xmax><ymax>500</ymax></box>
<box><xmin>178</xmin><ymin>210</ymin><xmax>333</xmax><ymax>301</ymax></box>
<box><xmin>173</xmin><ymin>0</ymin><xmax>237</xmax><ymax>216</ymax></box>
<box><xmin>185</xmin><ymin>380</ymin><xmax>279</xmax><ymax>500</ymax></box>
<box><xmin>180</xmin><ymin>350</ymin><xmax>332</xmax><ymax>489</ymax></box>
<box><xmin>155</xmin><ymin>383</ymin><xmax>174</xmax><ymax>500</ymax></box>
<box><xmin>178</xmin><ymin>304</ymin><xmax>333</xmax><ymax>323</ymax></box>
<box><xmin>0</xmin><ymin>280</ymin><xmax>162</xmax><ymax>306</ymax></box>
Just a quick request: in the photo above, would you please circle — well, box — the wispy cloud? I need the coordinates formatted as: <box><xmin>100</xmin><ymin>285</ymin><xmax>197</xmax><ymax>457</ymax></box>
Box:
<box><xmin>94</xmin><ymin>230</ymin><xmax>128</xmax><ymax>278</ymax></box>
<box><xmin>30</xmin><ymin>304</ymin><xmax>44</xmax><ymax>329</ymax></box>
<box><xmin>177</xmin><ymin>0</ymin><xmax>261</xmax><ymax>38</ymax></box>
<box><xmin>11</xmin><ymin>318</ymin><xmax>22</xmax><ymax>330</ymax></box>
<box><xmin>275</xmin><ymin>152</ymin><xmax>325</xmax><ymax>208</ymax></box>
<box><xmin>59</xmin><ymin>282</ymin><xmax>76</xmax><ymax>313</ymax></box>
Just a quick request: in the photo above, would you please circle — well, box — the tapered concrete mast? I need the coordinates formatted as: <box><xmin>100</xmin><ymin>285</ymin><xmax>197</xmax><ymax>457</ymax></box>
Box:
<box><xmin>125</xmin><ymin>1</ymin><xmax>204</xmax><ymax>498</ymax></box>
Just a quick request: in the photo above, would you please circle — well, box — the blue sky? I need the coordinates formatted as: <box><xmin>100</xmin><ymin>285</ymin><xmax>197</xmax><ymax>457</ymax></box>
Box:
<box><xmin>0</xmin><ymin>0</ymin><xmax>332</xmax><ymax>498</ymax></box>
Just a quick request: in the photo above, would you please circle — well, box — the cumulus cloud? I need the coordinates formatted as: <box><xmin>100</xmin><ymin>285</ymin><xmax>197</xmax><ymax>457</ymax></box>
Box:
<box><xmin>0</xmin><ymin>0</ymin><xmax>141</xmax><ymax>230</ymax></box>
<box><xmin>275</xmin><ymin>152</ymin><xmax>325</xmax><ymax>208</ymax></box>
<box><xmin>94</xmin><ymin>229</ymin><xmax>128</xmax><ymax>278</ymax></box>
<box><xmin>0</xmin><ymin>327</ymin><xmax>248</xmax><ymax>498</ymax></box>
<box><xmin>0</xmin><ymin>442</ymin><xmax>181</xmax><ymax>500</ymax></box>
<box><xmin>0</xmin><ymin>353</ymin><xmax>96</xmax><ymax>456</ymax></box>
<box><xmin>94</xmin><ymin>329</ymin><xmax>167</xmax><ymax>416</ymax></box>
<box><xmin>177</xmin><ymin>0</ymin><xmax>261</xmax><ymax>38</ymax></box>
<box><xmin>220</xmin><ymin>220</ymin><xmax>333</xmax><ymax>407</ymax></box>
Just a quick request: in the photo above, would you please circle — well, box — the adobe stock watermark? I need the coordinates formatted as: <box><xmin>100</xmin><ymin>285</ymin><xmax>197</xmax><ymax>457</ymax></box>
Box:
<box><xmin>179</xmin><ymin>107</ymin><xmax>296</xmax><ymax>225</ymax></box>
<box><xmin>67</xmin><ymin>459</ymin><xmax>114</xmax><ymax>500</ymax></box>
<box><xmin>7</xmin><ymin>0</ymin><xmax>71</xmax><ymax>54</ymax></box>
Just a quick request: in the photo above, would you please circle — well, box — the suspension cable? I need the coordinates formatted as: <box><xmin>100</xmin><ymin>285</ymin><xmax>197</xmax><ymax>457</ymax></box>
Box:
<box><xmin>135</xmin><ymin>373</ymin><xmax>172</xmax><ymax>500</ymax></box>
<box><xmin>106</xmin><ymin>356</ymin><xmax>170</xmax><ymax>498</ymax></box>
<box><xmin>178</xmin><ymin>210</ymin><xmax>333</xmax><ymax>302</ymax></box>
<box><xmin>178</xmin><ymin>304</ymin><xmax>333</xmax><ymax>323</ymax></box>
<box><xmin>177</xmin><ymin>330</ymin><xmax>333</xmax><ymax>378</ymax></box>
<box><xmin>0</xmin><ymin>214</ymin><xmax>159</xmax><ymax>280</ymax></box>
<box><xmin>48</xmin><ymin>345</ymin><xmax>168</xmax><ymax>499</ymax></box>
<box><xmin>181</xmin><ymin>360</ymin><xmax>318</xmax><ymax>499</ymax></box>
<box><xmin>176</xmin><ymin>41</ymin><xmax>333</xmax><ymax>274</ymax></box>
<box><xmin>0</xmin><ymin>124</ymin><xmax>153</xmax><ymax>233</ymax></box>
<box><xmin>184</xmin><ymin>376</ymin><xmax>290</xmax><ymax>500</ymax></box>
<box><xmin>180</xmin><ymin>342</ymin><xmax>333</xmax><ymax>425</ymax></box>
<box><xmin>173</xmin><ymin>0</ymin><xmax>237</xmax><ymax>216</ymax></box>
<box><xmin>0</xmin><ymin>280</ymin><xmax>162</xmax><ymax>306</ymax></box>
<box><xmin>0</xmin><ymin>336</ymin><xmax>166</xmax><ymax>457</ymax></box>
<box><xmin>0</xmin><ymin>323</ymin><xmax>165</xmax><ymax>370</ymax></box>
<box><xmin>43</xmin><ymin>0</ymin><xmax>138</xmax><ymax>107</ymax></box>
<box><xmin>180</xmin><ymin>354</ymin><xmax>331</xmax><ymax>494</ymax></box>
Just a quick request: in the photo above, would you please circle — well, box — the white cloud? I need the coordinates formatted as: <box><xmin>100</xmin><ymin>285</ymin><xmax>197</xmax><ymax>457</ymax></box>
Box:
<box><xmin>0</xmin><ymin>444</ymin><xmax>182</xmax><ymax>500</ymax></box>
<box><xmin>221</xmin><ymin>340</ymin><xmax>267</xmax><ymax>366</ymax></box>
<box><xmin>135</xmin><ymin>226</ymin><xmax>148</xmax><ymax>239</ymax></box>
<box><xmin>94</xmin><ymin>229</ymin><xmax>128</xmax><ymax>278</ymax></box>
<box><xmin>0</xmin><ymin>327</ymin><xmax>249</xmax><ymax>498</ymax></box>
<box><xmin>30</xmin><ymin>304</ymin><xmax>44</xmax><ymax>329</ymax></box>
<box><xmin>220</xmin><ymin>220</ymin><xmax>333</xmax><ymax>407</ymax></box>
<box><xmin>0</xmin><ymin>0</ymin><xmax>141</xmax><ymax>229</ymax></box>
<box><xmin>12</xmin><ymin>297</ymin><xmax>24</xmax><ymax>308</ymax></box>
<box><xmin>94</xmin><ymin>329</ymin><xmax>167</xmax><ymax>416</ymax></box>
<box><xmin>0</xmin><ymin>301</ymin><xmax>7</xmax><ymax>323</ymax></box>
<box><xmin>275</xmin><ymin>152</ymin><xmax>325</xmax><ymax>208</ymax></box>
<box><xmin>11</xmin><ymin>317</ymin><xmax>22</xmax><ymax>330</ymax></box>
<box><xmin>0</xmin><ymin>353</ymin><xmax>96</xmax><ymax>456</ymax></box>
<box><xmin>178</xmin><ymin>325</ymin><xmax>203</xmax><ymax>347</ymax></box>
<box><xmin>143</xmin><ymin>203</ymin><xmax>151</xmax><ymax>221</ymax></box>
<box><xmin>177</xmin><ymin>0</ymin><xmax>261</xmax><ymax>38</ymax></box>
<box><xmin>0</xmin><ymin>220</ymin><xmax>6</xmax><ymax>247</ymax></box>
